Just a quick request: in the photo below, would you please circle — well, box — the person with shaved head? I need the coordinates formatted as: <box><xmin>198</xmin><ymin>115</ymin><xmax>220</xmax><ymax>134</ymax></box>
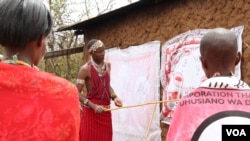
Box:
<box><xmin>166</xmin><ymin>28</ymin><xmax>250</xmax><ymax>141</ymax></box>
<box><xmin>200</xmin><ymin>28</ymin><xmax>242</xmax><ymax>80</ymax></box>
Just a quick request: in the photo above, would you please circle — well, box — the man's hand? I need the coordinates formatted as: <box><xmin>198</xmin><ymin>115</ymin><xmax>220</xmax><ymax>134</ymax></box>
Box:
<box><xmin>114</xmin><ymin>97</ymin><xmax>123</xmax><ymax>107</ymax></box>
<box><xmin>93</xmin><ymin>104</ymin><xmax>106</xmax><ymax>114</ymax></box>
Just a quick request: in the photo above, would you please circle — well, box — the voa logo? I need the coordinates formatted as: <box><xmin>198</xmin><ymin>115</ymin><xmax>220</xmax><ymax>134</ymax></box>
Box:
<box><xmin>226</xmin><ymin>128</ymin><xmax>246</xmax><ymax>136</ymax></box>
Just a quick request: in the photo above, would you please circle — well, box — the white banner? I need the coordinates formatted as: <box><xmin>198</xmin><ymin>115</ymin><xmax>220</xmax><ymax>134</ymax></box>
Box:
<box><xmin>105</xmin><ymin>41</ymin><xmax>162</xmax><ymax>141</ymax></box>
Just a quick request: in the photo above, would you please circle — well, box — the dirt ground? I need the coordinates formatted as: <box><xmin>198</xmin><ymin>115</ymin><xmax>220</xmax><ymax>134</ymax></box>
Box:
<box><xmin>82</xmin><ymin>0</ymin><xmax>250</xmax><ymax>140</ymax></box>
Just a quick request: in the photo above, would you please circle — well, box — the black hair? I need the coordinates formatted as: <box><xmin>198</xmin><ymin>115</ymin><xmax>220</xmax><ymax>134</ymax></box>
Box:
<box><xmin>0</xmin><ymin>0</ymin><xmax>52</xmax><ymax>48</ymax></box>
<box><xmin>87</xmin><ymin>39</ymin><xmax>99</xmax><ymax>50</ymax></box>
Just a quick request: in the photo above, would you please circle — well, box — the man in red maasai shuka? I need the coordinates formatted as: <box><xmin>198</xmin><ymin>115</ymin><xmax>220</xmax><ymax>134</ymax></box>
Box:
<box><xmin>76</xmin><ymin>39</ymin><xmax>123</xmax><ymax>141</ymax></box>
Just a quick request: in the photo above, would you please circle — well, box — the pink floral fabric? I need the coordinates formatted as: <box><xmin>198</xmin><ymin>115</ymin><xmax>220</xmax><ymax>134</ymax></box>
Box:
<box><xmin>0</xmin><ymin>62</ymin><xmax>80</xmax><ymax>141</ymax></box>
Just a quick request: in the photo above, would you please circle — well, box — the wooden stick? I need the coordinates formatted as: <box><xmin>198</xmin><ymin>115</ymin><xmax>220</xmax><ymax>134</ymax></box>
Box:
<box><xmin>105</xmin><ymin>99</ymin><xmax>179</xmax><ymax>111</ymax></box>
<box><xmin>144</xmin><ymin>103</ymin><xmax>157</xmax><ymax>141</ymax></box>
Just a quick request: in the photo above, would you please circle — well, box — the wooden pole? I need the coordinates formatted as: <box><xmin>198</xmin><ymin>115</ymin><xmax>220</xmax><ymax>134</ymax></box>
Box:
<box><xmin>144</xmin><ymin>103</ymin><xmax>157</xmax><ymax>141</ymax></box>
<box><xmin>105</xmin><ymin>99</ymin><xmax>179</xmax><ymax>111</ymax></box>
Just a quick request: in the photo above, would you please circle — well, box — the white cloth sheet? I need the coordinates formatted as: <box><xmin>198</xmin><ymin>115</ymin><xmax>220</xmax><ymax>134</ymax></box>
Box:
<box><xmin>105</xmin><ymin>41</ymin><xmax>162</xmax><ymax>141</ymax></box>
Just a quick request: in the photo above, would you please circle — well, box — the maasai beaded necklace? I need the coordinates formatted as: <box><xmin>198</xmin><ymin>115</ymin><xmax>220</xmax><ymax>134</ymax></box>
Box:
<box><xmin>3</xmin><ymin>54</ymin><xmax>33</xmax><ymax>68</ymax></box>
<box><xmin>90</xmin><ymin>57</ymin><xmax>106</xmax><ymax>76</ymax></box>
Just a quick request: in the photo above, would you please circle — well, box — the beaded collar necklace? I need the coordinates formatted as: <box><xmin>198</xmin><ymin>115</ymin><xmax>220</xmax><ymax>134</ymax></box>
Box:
<box><xmin>90</xmin><ymin>57</ymin><xmax>106</xmax><ymax>76</ymax></box>
<box><xmin>3</xmin><ymin>54</ymin><xmax>33</xmax><ymax>68</ymax></box>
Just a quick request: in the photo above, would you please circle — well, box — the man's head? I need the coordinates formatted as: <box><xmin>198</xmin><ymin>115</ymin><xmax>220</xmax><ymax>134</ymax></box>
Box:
<box><xmin>200</xmin><ymin>28</ymin><xmax>240</xmax><ymax>78</ymax></box>
<box><xmin>87</xmin><ymin>39</ymin><xmax>105</xmax><ymax>63</ymax></box>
